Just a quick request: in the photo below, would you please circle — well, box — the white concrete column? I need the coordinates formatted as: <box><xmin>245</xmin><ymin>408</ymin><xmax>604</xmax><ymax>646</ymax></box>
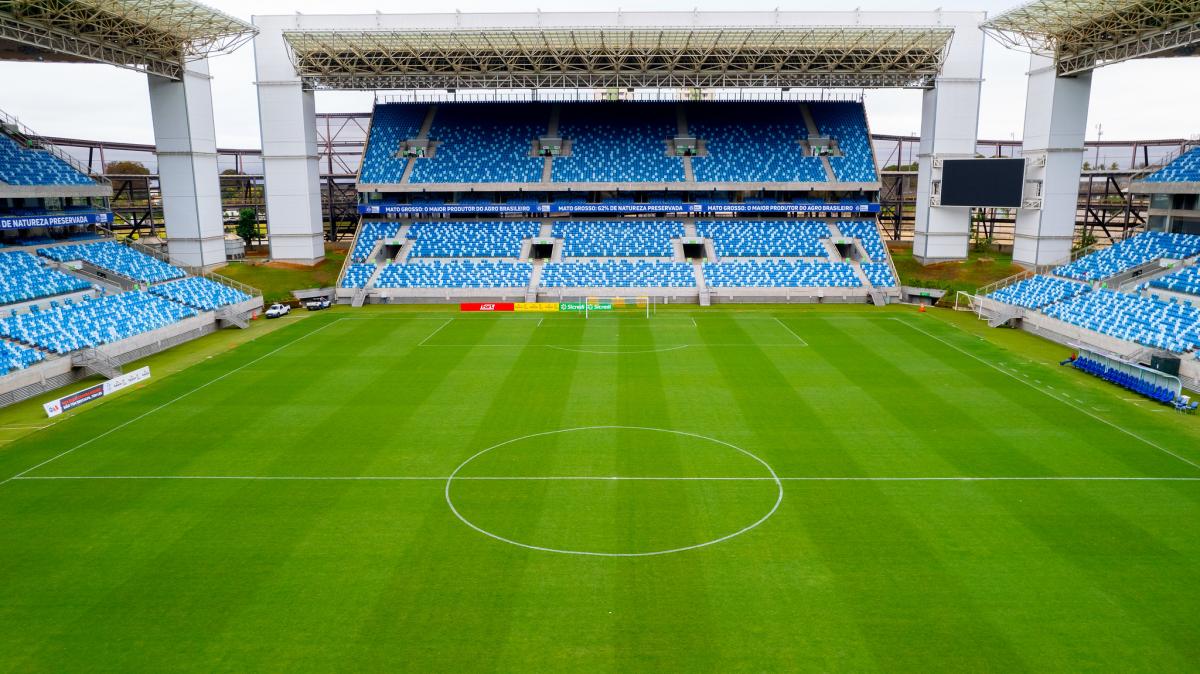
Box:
<box><xmin>1013</xmin><ymin>54</ymin><xmax>1092</xmax><ymax>267</ymax></box>
<box><xmin>148</xmin><ymin>59</ymin><xmax>225</xmax><ymax>268</ymax></box>
<box><xmin>913</xmin><ymin>22</ymin><xmax>985</xmax><ymax>264</ymax></box>
<box><xmin>253</xmin><ymin>17</ymin><xmax>325</xmax><ymax>264</ymax></box>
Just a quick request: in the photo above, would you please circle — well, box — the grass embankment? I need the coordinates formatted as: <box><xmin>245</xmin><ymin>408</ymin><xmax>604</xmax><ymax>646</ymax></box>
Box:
<box><xmin>216</xmin><ymin>247</ymin><xmax>346</xmax><ymax>303</ymax></box>
<box><xmin>889</xmin><ymin>246</ymin><xmax>1021</xmax><ymax>301</ymax></box>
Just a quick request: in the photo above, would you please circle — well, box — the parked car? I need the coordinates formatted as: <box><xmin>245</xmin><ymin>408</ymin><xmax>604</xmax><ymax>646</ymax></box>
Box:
<box><xmin>303</xmin><ymin>296</ymin><xmax>332</xmax><ymax>311</ymax></box>
<box><xmin>265</xmin><ymin>303</ymin><xmax>291</xmax><ymax>319</ymax></box>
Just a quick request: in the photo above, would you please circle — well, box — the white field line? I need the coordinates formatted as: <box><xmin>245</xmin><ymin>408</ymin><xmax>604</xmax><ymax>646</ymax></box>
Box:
<box><xmin>773</xmin><ymin>317</ymin><xmax>809</xmax><ymax>346</ymax></box>
<box><xmin>417</xmin><ymin>318</ymin><xmax>453</xmax><ymax>346</ymax></box>
<box><xmin>0</xmin><ymin>319</ymin><xmax>346</xmax><ymax>488</ymax></box>
<box><xmin>895</xmin><ymin>317</ymin><xmax>1200</xmax><ymax>472</ymax></box>
<box><xmin>13</xmin><ymin>475</ymin><xmax>1200</xmax><ymax>482</ymax></box>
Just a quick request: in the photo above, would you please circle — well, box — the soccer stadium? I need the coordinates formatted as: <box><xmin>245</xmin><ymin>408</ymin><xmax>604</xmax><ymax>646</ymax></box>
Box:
<box><xmin>1</xmin><ymin>0</ymin><xmax>1199</xmax><ymax>670</ymax></box>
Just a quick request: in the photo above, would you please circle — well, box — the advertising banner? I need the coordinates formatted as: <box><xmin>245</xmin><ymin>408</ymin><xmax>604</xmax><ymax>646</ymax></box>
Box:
<box><xmin>513</xmin><ymin>302</ymin><xmax>560</xmax><ymax>312</ymax></box>
<box><xmin>459</xmin><ymin>302</ymin><xmax>515</xmax><ymax>312</ymax></box>
<box><xmin>0</xmin><ymin>211</ymin><xmax>114</xmax><ymax>231</ymax></box>
<box><xmin>359</xmin><ymin>202</ymin><xmax>879</xmax><ymax>216</ymax></box>
<box><xmin>43</xmin><ymin>367</ymin><xmax>151</xmax><ymax>418</ymax></box>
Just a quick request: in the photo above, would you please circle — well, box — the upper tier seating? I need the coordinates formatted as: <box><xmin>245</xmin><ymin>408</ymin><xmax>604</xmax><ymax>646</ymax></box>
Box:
<box><xmin>703</xmin><ymin>260</ymin><xmax>862</xmax><ymax>288</ymax></box>
<box><xmin>1053</xmin><ymin>232</ymin><xmax>1200</xmax><ymax>282</ymax></box>
<box><xmin>861</xmin><ymin>262</ymin><xmax>897</xmax><ymax>287</ymax></box>
<box><xmin>0</xmin><ymin>340</ymin><xmax>43</xmax><ymax>375</ymax></box>
<box><xmin>0</xmin><ymin>292</ymin><xmax>195</xmax><ymax>354</ymax></box>
<box><xmin>837</xmin><ymin>221</ymin><xmax>886</xmax><ymax>261</ymax></box>
<box><xmin>411</xmin><ymin>104</ymin><xmax>545</xmax><ymax>183</ymax></box>
<box><xmin>407</xmin><ymin>221</ymin><xmax>539</xmax><ymax>258</ymax></box>
<box><xmin>688</xmin><ymin>103</ymin><xmax>826</xmax><ymax>183</ymax></box>
<box><xmin>1042</xmin><ymin>289</ymin><xmax>1200</xmax><ymax>353</ymax></box>
<box><xmin>359</xmin><ymin>104</ymin><xmax>428</xmax><ymax>184</ymax></box>
<box><xmin>554</xmin><ymin>221</ymin><xmax>683</xmax><ymax>257</ymax></box>
<box><xmin>0</xmin><ymin>251</ymin><xmax>91</xmax><ymax>306</ymax></box>
<box><xmin>341</xmin><ymin>263</ymin><xmax>376</xmax><ymax>289</ymax></box>
<box><xmin>375</xmin><ymin>260</ymin><xmax>532</xmax><ymax>288</ymax></box>
<box><xmin>695</xmin><ymin>220</ymin><xmax>830</xmax><ymax>258</ymax></box>
<box><xmin>541</xmin><ymin>260</ymin><xmax>695</xmax><ymax>288</ymax></box>
<box><xmin>351</xmin><ymin>221</ymin><xmax>402</xmax><ymax>262</ymax></box>
<box><xmin>148</xmin><ymin>277</ymin><xmax>250</xmax><ymax>311</ymax></box>
<box><xmin>0</xmin><ymin>133</ymin><xmax>94</xmax><ymax>186</ymax></box>
<box><xmin>38</xmin><ymin>241</ymin><xmax>185</xmax><ymax>283</ymax></box>
<box><xmin>1148</xmin><ymin>265</ymin><xmax>1200</xmax><ymax>296</ymax></box>
<box><xmin>811</xmin><ymin>103</ymin><xmax>878</xmax><ymax>182</ymax></box>
<box><xmin>552</xmin><ymin>103</ymin><xmax>685</xmax><ymax>183</ymax></box>
<box><xmin>1143</xmin><ymin>147</ymin><xmax>1200</xmax><ymax>183</ymax></box>
<box><xmin>986</xmin><ymin>275</ymin><xmax>1091</xmax><ymax>309</ymax></box>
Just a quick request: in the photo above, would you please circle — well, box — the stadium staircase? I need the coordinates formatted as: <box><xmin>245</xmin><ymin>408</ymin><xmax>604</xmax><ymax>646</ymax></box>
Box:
<box><xmin>215</xmin><ymin>306</ymin><xmax>250</xmax><ymax>328</ymax></box>
<box><xmin>399</xmin><ymin>105</ymin><xmax>438</xmax><ymax>184</ymax></box>
<box><xmin>71</xmin><ymin>347</ymin><xmax>123</xmax><ymax>379</ymax></box>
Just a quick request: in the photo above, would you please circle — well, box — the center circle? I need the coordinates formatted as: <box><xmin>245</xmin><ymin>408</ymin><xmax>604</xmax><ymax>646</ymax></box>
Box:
<box><xmin>444</xmin><ymin>426</ymin><xmax>783</xmax><ymax>557</ymax></box>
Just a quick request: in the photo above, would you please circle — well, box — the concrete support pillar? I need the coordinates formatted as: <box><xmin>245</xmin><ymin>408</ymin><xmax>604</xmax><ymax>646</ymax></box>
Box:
<box><xmin>1013</xmin><ymin>54</ymin><xmax>1092</xmax><ymax>267</ymax></box>
<box><xmin>148</xmin><ymin>59</ymin><xmax>225</xmax><ymax>268</ymax></box>
<box><xmin>913</xmin><ymin>24</ymin><xmax>985</xmax><ymax>264</ymax></box>
<box><xmin>253</xmin><ymin>17</ymin><xmax>325</xmax><ymax>264</ymax></box>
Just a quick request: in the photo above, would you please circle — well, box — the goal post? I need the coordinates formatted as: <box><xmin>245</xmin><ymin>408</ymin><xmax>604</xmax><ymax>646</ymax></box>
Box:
<box><xmin>583</xmin><ymin>295</ymin><xmax>654</xmax><ymax>318</ymax></box>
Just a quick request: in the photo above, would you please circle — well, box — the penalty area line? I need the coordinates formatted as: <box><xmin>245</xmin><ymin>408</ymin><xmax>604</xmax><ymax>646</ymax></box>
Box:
<box><xmin>12</xmin><ymin>475</ymin><xmax>1200</xmax><ymax>482</ymax></box>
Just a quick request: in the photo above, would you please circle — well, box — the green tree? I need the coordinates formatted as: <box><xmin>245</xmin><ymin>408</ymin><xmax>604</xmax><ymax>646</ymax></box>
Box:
<box><xmin>236</xmin><ymin>208</ymin><xmax>257</xmax><ymax>246</ymax></box>
<box><xmin>104</xmin><ymin>160</ymin><xmax>149</xmax><ymax>175</ymax></box>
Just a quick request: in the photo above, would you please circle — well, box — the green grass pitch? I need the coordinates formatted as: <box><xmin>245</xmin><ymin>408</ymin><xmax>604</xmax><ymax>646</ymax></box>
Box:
<box><xmin>2</xmin><ymin>305</ymin><xmax>1199</xmax><ymax>672</ymax></box>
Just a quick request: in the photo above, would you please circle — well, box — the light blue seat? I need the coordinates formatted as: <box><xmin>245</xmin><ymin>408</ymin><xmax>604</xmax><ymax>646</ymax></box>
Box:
<box><xmin>703</xmin><ymin>260</ymin><xmax>862</xmax><ymax>288</ymax></box>
<box><xmin>0</xmin><ymin>251</ymin><xmax>91</xmax><ymax>306</ymax></box>
<box><xmin>696</xmin><ymin>220</ymin><xmax>830</xmax><ymax>258</ymax></box>
<box><xmin>37</xmin><ymin>241</ymin><xmax>184</xmax><ymax>283</ymax></box>
<box><xmin>987</xmin><ymin>275</ymin><xmax>1091</xmax><ymax>309</ymax></box>
<box><xmin>554</xmin><ymin>221</ymin><xmax>683</xmax><ymax>257</ymax></box>
<box><xmin>540</xmin><ymin>260</ymin><xmax>695</xmax><ymax>288</ymax></box>
<box><xmin>147</xmin><ymin>277</ymin><xmax>250</xmax><ymax>311</ymax></box>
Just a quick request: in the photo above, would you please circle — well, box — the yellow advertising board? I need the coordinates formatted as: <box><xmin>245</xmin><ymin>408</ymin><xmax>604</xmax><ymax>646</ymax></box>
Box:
<box><xmin>513</xmin><ymin>302</ymin><xmax>560</xmax><ymax>312</ymax></box>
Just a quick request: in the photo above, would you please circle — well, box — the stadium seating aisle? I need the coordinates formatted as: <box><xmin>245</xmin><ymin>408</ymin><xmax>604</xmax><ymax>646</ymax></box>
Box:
<box><xmin>696</xmin><ymin>220</ymin><xmax>830</xmax><ymax>258</ymax></box>
<box><xmin>0</xmin><ymin>339</ymin><xmax>44</xmax><ymax>375</ymax></box>
<box><xmin>38</xmin><ymin>241</ymin><xmax>185</xmax><ymax>283</ymax></box>
<box><xmin>1147</xmin><ymin>265</ymin><xmax>1200</xmax><ymax>297</ymax></box>
<box><xmin>0</xmin><ymin>251</ymin><xmax>91</xmax><ymax>306</ymax></box>
<box><xmin>411</xmin><ymin>104</ymin><xmax>546</xmax><ymax>183</ymax></box>
<box><xmin>0</xmin><ymin>292</ymin><xmax>196</xmax><ymax>354</ymax></box>
<box><xmin>1053</xmin><ymin>231</ymin><xmax>1200</xmax><ymax>282</ymax></box>
<box><xmin>541</xmin><ymin>260</ymin><xmax>695</xmax><ymax>288</ymax></box>
<box><xmin>407</xmin><ymin>221</ymin><xmax>539</xmax><ymax>258</ymax></box>
<box><xmin>0</xmin><ymin>133</ymin><xmax>94</xmax><ymax>186</ymax></box>
<box><xmin>687</xmin><ymin>103</ymin><xmax>826</xmax><ymax>183</ymax></box>
<box><xmin>375</xmin><ymin>260</ymin><xmax>532</xmax><ymax>288</ymax></box>
<box><xmin>554</xmin><ymin>221</ymin><xmax>683</xmax><ymax>257</ymax></box>
<box><xmin>552</xmin><ymin>103</ymin><xmax>685</xmax><ymax>183</ymax></box>
<box><xmin>986</xmin><ymin>275</ymin><xmax>1091</xmax><ymax>310</ymax></box>
<box><xmin>341</xmin><ymin>263</ymin><xmax>377</xmax><ymax>289</ymax></box>
<box><xmin>1143</xmin><ymin>147</ymin><xmax>1200</xmax><ymax>183</ymax></box>
<box><xmin>147</xmin><ymin>277</ymin><xmax>251</xmax><ymax>311</ymax></box>
<box><xmin>811</xmin><ymin>102</ymin><xmax>878</xmax><ymax>182</ymax></box>
<box><xmin>358</xmin><ymin>104</ymin><xmax>427</xmax><ymax>184</ymax></box>
<box><xmin>837</xmin><ymin>221</ymin><xmax>887</xmax><ymax>261</ymax></box>
<box><xmin>1042</xmin><ymin>289</ymin><xmax>1200</xmax><ymax>353</ymax></box>
<box><xmin>703</xmin><ymin>260</ymin><xmax>862</xmax><ymax>288</ymax></box>
<box><xmin>351</xmin><ymin>222</ymin><xmax>402</xmax><ymax>262</ymax></box>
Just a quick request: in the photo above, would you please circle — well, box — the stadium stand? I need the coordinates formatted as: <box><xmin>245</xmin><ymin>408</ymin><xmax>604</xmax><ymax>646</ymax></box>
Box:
<box><xmin>351</xmin><ymin>221</ymin><xmax>402</xmax><ymax>262</ymax></box>
<box><xmin>541</xmin><ymin>260</ymin><xmax>695</xmax><ymax>288</ymax></box>
<box><xmin>837</xmin><ymin>220</ymin><xmax>887</xmax><ymax>261</ymax></box>
<box><xmin>703</xmin><ymin>260</ymin><xmax>862</xmax><ymax>287</ymax></box>
<box><xmin>0</xmin><ymin>292</ymin><xmax>196</xmax><ymax>354</ymax></box>
<box><xmin>1042</xmin><ymin>289</ymin><xmax>1200</xmax><ymax>353</ymax></box>
<box><xmin>407</xmin><ymin>221</ymin><xmax>539</xmax><ymax>258</ymax></box>
<box><xmin>811</xmin><ymin>102</ymin><xmax>878</xmax><ymax>182</ymax></box>
<box><xmin>1147</xmin><ymin>265</ymin><xmax>1200</xmax><ymax>297</ymax></box>
<box><xmin>0</xmin><ymin>340</ymin><xmax>44</xmax><ymax>375</ymax></box>
<box><xmin>0</xmin><ymin>251</ymin><xmax>91</xmax><ymax>306</ymax></box>
<box><xmin>147</xmin><ymin>277</ymin><xmax>251</xmax><ymax>311</ymax></box>
<box><xmin>986</xmin><ymin>275</ymin><xmax>1091</xmax><ymax>309</ymax></box>
<box><xmin>0</xmin><ymin>132</ymin><xmax>94</xmax><ymax>186</ymax></box>
<box><xmin>1053</xmin><ymin>232</ymin><xmax>1200</xmax><ymax>282</ymax></box>
<box><xmin>411</xmin><ymin>104</ymin><xmax>545</xmax><ymax>183</ymax></box>
<box><xmin>861</xmin><ymin>262</ymin><xmax>897</xmax><ymax>287</ymax></box>
<box><xmin>554</xmin><ymin>221</ymin><xmax>683</xmax><ymax>257</ymax></box>
<box><xmin>552</xmin><ymin>103</ymin><xmax>685</xmax><ymax>183</ymax></box>
<box><xmin>358</xmin><ymin>104</ymin><xmax>427</xmax><ymax>184</ymax></box>
<box><xmin>1143</xmin><ymin>147</ymin><xmax>1200</xmax><ymax>183</ymax></box>
<box><xmin>38</xmin><ymin>241</ymin><xmax>185</xmax><ymax>283</ymax></box>
<box><xmin>696</xmin><ymin>220</ymin><xmax>829</xmax><ymax>258</ymax></box>
<box><xmin>687</xmin><ymin>103</ymin><xmax>826</xmax><ymax>183</ymax></box>
<box><xmin>341</xmin><ymin>263</ymin><xmax>377</xmax><ymax>289</ymax></box>
<box><xmin>375</xmin><ymin>260</ymin><xmax>532</xmax><ymax>288</ymax></box>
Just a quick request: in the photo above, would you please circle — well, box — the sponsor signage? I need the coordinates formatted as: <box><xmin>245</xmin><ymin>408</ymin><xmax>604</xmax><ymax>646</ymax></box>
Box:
<box><xmin>43</xmin><ymin>366</ymin><xmax>151</xmax><ymax>418</ymax></box>
<box><xmin>0</xmin><ymin>211</ymin><xmax>114</xmax><ymax>231</ymax></box>
<box><xmin>559</xmin><ymin>302</ymin><xmax>612</xmax><ymax>312</ymax></box>
<box><xmin>459</xmin><ymin>302</ymin><xmax>515</xmax><ymax>312</ymax></box>
<box><xmin>514</xmin><ymin>302</ymin><xmax>559</xmax><ymax>312</ymax></box>
<box><xmin>359</xmin><ymin>202</ymin><xmax>879</xmax><ymax>216</ymax></box>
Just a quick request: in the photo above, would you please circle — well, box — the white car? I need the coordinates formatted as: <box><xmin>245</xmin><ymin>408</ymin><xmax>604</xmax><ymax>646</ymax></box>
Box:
<box><xmin>265</xmin><ymin>303</ymin><xmax>291</xmax><ymax>319</ymax></box>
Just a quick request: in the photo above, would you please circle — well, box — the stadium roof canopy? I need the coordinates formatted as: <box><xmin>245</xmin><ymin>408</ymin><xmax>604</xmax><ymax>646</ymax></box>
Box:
<box><xmin>282</xmin><ymin>26</ymin><xmax>956</xmax><ymax>90</ymax></box>
<box><xmin>0</xmin><ymin>0</ymin><xmax>257</xmax><ymax>79</ymax></box>
<box><xmin>982</xmin><ymin>0</ymin><xmax>1200</xmax><ymax>75</ymax></box>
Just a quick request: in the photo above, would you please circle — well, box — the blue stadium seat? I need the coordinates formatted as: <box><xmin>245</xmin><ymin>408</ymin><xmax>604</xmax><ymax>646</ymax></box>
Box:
<box><xmin>0</xmin><ymin>133</ymin><xmax>95</xmax><ymax>186</ymax></box>
<box><xmin>554</xmin><ymin>221</ymin><xmax>683</xmax><ymax>257</ymax></box>
<box><xmin>407</xmin><ymin>221</ymin><xmax>539</xmax><ymax>258</ymax></box>
<box><xmin>375</xmin><ymin>260</ymin><xmax>532</xmax><ymax>288</ymax></box>
<box><xmin>341</xmin><ymin>263</ymin><xmax>377</xmax><ymax>289</ymax></box>
<box><xmin>696</xmin><ymin>220</ymin><xmax>830</xmax><ymax>258</ymax></box>
<box><xmin>703</xmin><ymin>260</ymin><xmax>861</xmax><ymax>288</ymax></box>
<box><xmin>358</xmin><ymin>104</ymin><xmax>428</xmax><ymax>184</ymax></box>
<box><xmin>0</xmin><ymin>292</ymin><xmax>196</xmax><ymax>354</ymax></box>
<box><xmin>1148</xmin><ymin>265</ymin><xmax>1200</xmax><ymax>297</ymax></box>
<box><xmin>1143</xmin><ymin>147</ymin><xmax>1200</xmax><ymax>183</ymax></box>
<box><xmin>861</xmin><ymin>262</ymin><xmax>897</xmax><ymax>287</ymax></box>
<box><xmin>147</xmin><ymin>277</ymin><xmax>251</xmax><ymax>311</ymax></box>
<box><xmin>1043</xmin><ymin>289</ymin><xmax>1200</xmax><ymax>353</ymax></box>
<box><xmin>811</xmin><ymin>102</ymin><xmax>878</xmax><ymax>182</ymax></box>
<box><xmin>411</xmin><ymin>104</ymin><xmax>545</xmax><ymax>183</ymax></box>
<box><xmin>0</xmin><ymin>339</ymin><xmax>44</xmax><ymax>375</ymax></box>
<box><xmin>0</xmin><ymin>251</ymin><xmax>91</xmax><ymax>306</ymax></box>
<box><xmin>37</xmin><ymin>242</ymin><xmax>185</xmax><ymax>284</ymax></box>
<box><xmin>541</xmin><ymin>260</ymin><xmax>695</xmax><ymax>288</ymax></box>
<box><xmin>986</xmin><ymin>275</ymin><xmax>1091</xmax><ymax>309</ymax></box>
<box><xmin>552</xmin><ymin>103</ymin><xmax>685</xmax><ymax>183</ymax></box>
<box><xmin>837</xmin><ymin>221</ymin><xmax>887</xmax><ymax>261</ymax></box>
<box><xmin>351</xmin><ymin>222</ymin><xmax>402</xmax><ymax>262</ymax></box>
<box><xmin>1054</xmin><ymin>232</ymin><xmax>1200</xmax><ymax>282</ymax></box>
<box><xmin>688</xmin><ymin>103</ymin><xmax>826</xmax><ymax>183</ymax></box>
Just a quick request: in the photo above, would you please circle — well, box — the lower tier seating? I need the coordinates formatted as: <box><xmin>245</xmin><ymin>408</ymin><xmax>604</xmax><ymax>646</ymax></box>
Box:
<box><xmin>861</xmin><ymin>262</ymin><xmax>896</xmax><ymax>287</ymax></box>
<box><xmin>703</xmin><ymin>260</ymin><xmax>861</xmax><ymax>288</ymax></box>
<box><xmin>407</xmin><ymin>221</ymin><xmax>539</xmax><ymax>258</ymax></box>
<box><xmin>375</xmin><ymin>261</ymin><xmax>532</xmax><ymax>288</ymax></box>
<box><xmin>553</xmin><ymin>221</ymin><xmax>683</xmax><ymax>257</ymax></box>
<box><xmin>342</xmin><ymin>263</ymin><xmax>376</xmax><ymax>289</ymax></box>
<box><xmin>696</xmin><ymin>220</ymin><xmax>829</xmax><ymax>258</ymax></box>
<box><xmin>148</xmin><ymin>277</ymin><xmax>250</xmax><ymax>311</ymax></box>
<box><xmin>1042</xmin><ymin>289</ymin><xmax>1200</xmax><ymax>353</ymax></box>
<box><xmin>351</xmin><ymin>222</ymin><xmax>401</xmax><ymax>262</ymax></box>
<box><xmin>0</xmin><ymin>340</ymin><xmax>44</xmax><ymax>375</ymax></box>
<box><xmin>986</xmin><ymin>275</ymin><xmax>1091</xmax><ymax>309</ymax></box>
<box><xmin>0</xmin><ymin>251</ymin><xmax>91</xmax><ymax>306</ymax></box>
<box><xmin>38</xmin><ymin>241</ymin><xmax>185</xmax><ymax>284</ymax></box>
<box><xmin>1147</xmin><ymin>265</ymin><xmax>1200</xmax><ymax>297</ymax></box>
<box><xmin>0</xmin><ymin>292</ymin><xmax>196</xmax><ymax>354</ymax></box>
<box><xmin>1053</xmin><ymin>232</ymin><xmax>1200</xmax><ymax>282</ymax></box>
<box><xmin>837</xmin><ymin>221</ymin><xmax>886</xmax><ymax>261</ymax></box>
<box><xmin>541</xmin><ymin>261</ymin><xmax>695</xmax><ymax>288</ymax></box>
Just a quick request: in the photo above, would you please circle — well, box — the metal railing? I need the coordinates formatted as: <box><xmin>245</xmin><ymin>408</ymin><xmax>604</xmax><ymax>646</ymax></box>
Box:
<box><xmin>94</xmin><ymin>225</ymin><xmax>262</xmax><ymax>299</ymax></box>
<box><xmin>0</xmin><ymin>107</ymin><xmax>110</xmax><ymax>186</ymax></box>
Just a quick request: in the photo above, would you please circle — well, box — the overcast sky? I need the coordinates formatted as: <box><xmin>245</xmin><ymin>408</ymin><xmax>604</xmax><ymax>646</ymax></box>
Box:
<box><xmin>0</xmin><ymin>0</ymin><xmax>1196</xmax><ymax>148</ymax></box>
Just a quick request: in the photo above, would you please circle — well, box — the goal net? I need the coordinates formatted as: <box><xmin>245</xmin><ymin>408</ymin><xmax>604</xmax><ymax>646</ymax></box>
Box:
<box><xmin>582</xmin><ymin>296</ymin><xmax>654</xmax><ymax>318</ymax></box>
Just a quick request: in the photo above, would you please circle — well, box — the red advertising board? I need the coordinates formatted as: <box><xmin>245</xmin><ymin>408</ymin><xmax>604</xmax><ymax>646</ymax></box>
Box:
<box><xmin>460</xmin><ymin>302</ymin><xmax>515</xmax><ymax>312</ymax></box>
